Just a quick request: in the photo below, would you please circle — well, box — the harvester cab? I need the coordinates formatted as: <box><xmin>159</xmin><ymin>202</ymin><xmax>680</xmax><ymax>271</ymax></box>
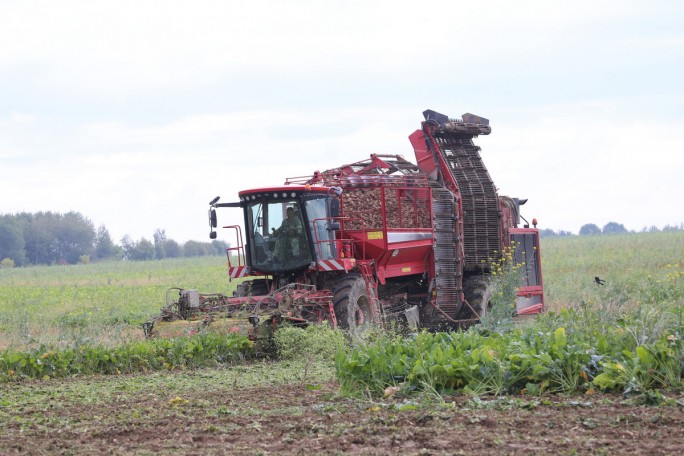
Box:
<box><xmin>209</xmin><ymin>185</ymin><xmax>347</xmax><ymax>279</ymax></box>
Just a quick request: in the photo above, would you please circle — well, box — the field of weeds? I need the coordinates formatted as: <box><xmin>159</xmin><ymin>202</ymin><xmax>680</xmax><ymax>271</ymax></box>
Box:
<box><xmin>1</xmin><ymin>231</ymin><xmax>683</xmax><ymax>454</ymax></box>
<box><xmin>0</xmin><ymin>257</ymin><xmax>229</xmax><ymax>350</ymax></box>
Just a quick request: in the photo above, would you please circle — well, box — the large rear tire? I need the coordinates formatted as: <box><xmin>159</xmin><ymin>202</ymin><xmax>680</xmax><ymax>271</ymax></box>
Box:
<box><xmin>332</xmin><ymin>274</ymin><xmax>373</xmax><ymax>332</ymax></box>
<box><xmin>462</xmin><ymin>275</ymin><xmax>493</xmax><ymax>320</ymax></box>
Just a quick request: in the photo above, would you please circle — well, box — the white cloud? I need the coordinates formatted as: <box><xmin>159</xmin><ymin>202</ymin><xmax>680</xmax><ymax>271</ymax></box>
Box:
<box><xmin>1</xmin><ymin>0</ymin><xmax>683</xmax><ymax>244</ymax></box>
<box><xmin>1</xmin><ymin>106</ymin><xmax>422</xmax><ymax>241</ymax></box>
<box><xmin>3</xmin><ymin>102</ymin><xmax>682</xmax><ymax>242</ymax></box>
<box><xmin>485</xmin><ymin>103</ymin><xmax>684</xmax><ymax>233</ymax></box>
<box><xmin>1</xmin><ymin>0</ymin><xmax>666</xmax><ymax>96</ymax></box>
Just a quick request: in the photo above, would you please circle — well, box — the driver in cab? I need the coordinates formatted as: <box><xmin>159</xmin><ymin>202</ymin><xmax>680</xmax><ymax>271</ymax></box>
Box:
<box><xmin>272</xmin><ymin>206</ymin><xmax>303</xmax><ymax>263</ymax></box>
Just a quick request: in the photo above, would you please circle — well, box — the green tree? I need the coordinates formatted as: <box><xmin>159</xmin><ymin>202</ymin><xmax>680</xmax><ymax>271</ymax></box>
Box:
<box><xmin>662</xmin><ymin>224</ymin><xmax>683</xmax><ymax>232</ymax></box>
<box><xmin>182</xmin><ymin>240</ymin><xmax>209</xmax><ymax>257</ymax></box>
<box><xmin>94</xmin><ymin>225</ymin><xmax>120</xmax><ymax>260</ymax></box>
<box><xmin>3</xmin><ymin>212</ymin><xmax>110</xmax><ymax>265</ymax></box>
<box><xmin>53</xmin><ymin>212</ymin><xmax>95</xmax><ymax>264</ymax></box>
<box><xmin>211</xmin><ymin>239</ymin><xmax>229</xmax><ymax>256</ymax></box>
<box><xmin>121</xmin><ymin>236</ymin><xmax>155</xmax><ymax>261</ymax></box>
<box><xmin>602</xmin><ymin>221</ymin><xmax>627</xmax><ymax>235</ymax></box>
<box><xmin>579</xmin><ymin>223</ymin><xmax>602</xmax><ymax>236</ymax></box>
<box><xmin>164</xmin><ymin>239</ymin><xmax>182</xmax><ymax>258</ymax></box>
<box><xmin>21</xmin><ymin>212</ymin><xmax>55</xmax><ymax>264</ymax></box>
<box><xmin>0</xmin><ymin>216</ymin><xmax>27</xmax><ymax>266</ymax></box>
<box><xmin>153</xmin><ymin>228</ymin><xmax>167</xmax><ymax>260</ymax></box>
<box><xmin>136</xmin><ymin>238</ymin><xmax>155</xmax><ymax>260</ymax></box>
<box><xmin>120</xmin><ymin>235</ymin><xmax>135</xmax><ymax>260</ymax></box>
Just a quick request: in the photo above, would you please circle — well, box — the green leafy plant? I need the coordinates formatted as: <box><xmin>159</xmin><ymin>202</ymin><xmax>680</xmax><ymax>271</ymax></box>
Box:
<box><xmin>336</xmin><ymin>293</ymin><xmax>684</xmax><ymax>397</ymax></box>
<box><xmin>274</xmin><ymin>322</ymin><xmax>347</xmax><ymax>361</ymax></box>
<box><xmin>0</xmin><ymin>332</ymin><xmax>253</xmax><ymax>382</ymax></box>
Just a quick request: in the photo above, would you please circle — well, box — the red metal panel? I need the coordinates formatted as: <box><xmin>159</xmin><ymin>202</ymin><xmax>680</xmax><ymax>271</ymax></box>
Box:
<box><xmin>409</xmin><ymin>129</ymin><xmax>437</xmax><ymax>179</ymax></box>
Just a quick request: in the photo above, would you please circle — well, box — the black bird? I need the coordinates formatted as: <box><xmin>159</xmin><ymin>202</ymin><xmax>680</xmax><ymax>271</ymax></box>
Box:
<box><xmin>594</xmin><ymin>276</ymin><xmax>606</xmax><ymax>285</ymax></box>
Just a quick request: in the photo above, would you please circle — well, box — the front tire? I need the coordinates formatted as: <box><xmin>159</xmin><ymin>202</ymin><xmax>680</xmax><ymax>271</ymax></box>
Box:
<box><xmin>332</xmin><ymin>274</ymin><xmax>373</xmax><ymax>332</ymax></box>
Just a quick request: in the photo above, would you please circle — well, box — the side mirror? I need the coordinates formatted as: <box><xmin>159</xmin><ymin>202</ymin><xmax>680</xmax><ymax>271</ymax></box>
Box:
<box><xmin>209</xmin><ymin>208</ymin><xmax>217</xmax><ymax>228</ymax></box>
<box><xmin>209</xmin><ymin>231</ymin><xmax>217</xmax><ymax>239</ymax></box>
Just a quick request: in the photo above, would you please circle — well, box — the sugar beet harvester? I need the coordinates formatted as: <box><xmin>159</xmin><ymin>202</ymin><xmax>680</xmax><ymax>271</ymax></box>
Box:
<box><xmin>143</xmin><ymin>110</ymin><xmax>544</xmax><ymax>339</ymax></box>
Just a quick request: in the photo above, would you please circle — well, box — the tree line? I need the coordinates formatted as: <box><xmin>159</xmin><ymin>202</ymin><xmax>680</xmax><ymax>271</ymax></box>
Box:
<box><xmin>3</xmin><ymin>212</ymin><xmax>680</xmax><ymax>266</ymax></box>
<box><xmin>540</xmin><ymin>221</ymin><xmax>684</xmax><ymax>237</ymax></box>
<box><xmin>0</xmin><ymin>212</ymin><xmax>227</xmax><ymax>267</ymax></box>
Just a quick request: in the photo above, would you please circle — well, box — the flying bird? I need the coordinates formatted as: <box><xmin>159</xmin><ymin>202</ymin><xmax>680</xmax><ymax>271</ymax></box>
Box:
<box><xmin>594</xmin><ymin>276</ymin><xmax>605</xmax><ymax>285</ymax></box>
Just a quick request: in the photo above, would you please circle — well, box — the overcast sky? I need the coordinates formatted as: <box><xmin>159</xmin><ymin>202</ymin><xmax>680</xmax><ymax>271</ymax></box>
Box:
<box><xmin>2</xmin><ymin>0</ymin><xmax>683</xmax><ymax>244</ymax></box>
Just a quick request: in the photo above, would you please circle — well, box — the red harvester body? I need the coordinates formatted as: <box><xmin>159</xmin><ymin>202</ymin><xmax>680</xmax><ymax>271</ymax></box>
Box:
<box><xmin>144</xmin><ymin>110</ymin><xmax>544</xmax><ymax>338</ymax></box>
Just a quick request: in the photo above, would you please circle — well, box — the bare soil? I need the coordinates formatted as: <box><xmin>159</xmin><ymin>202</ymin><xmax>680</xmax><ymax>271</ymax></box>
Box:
<box><xmin>2</xmin><ymin>379</ymin><xmax>684</xmax><ymax>455</ymax></box>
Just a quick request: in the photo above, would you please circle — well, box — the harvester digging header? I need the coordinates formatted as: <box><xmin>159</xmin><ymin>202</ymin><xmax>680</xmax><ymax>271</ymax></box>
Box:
<box><xmin>144</xmin><ymin>110</ymin><xmax>544</xmax><ymax>338</ymax></box>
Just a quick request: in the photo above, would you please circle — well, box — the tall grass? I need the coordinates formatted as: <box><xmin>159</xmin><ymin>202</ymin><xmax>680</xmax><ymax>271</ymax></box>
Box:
<box><xmin>1</xmin><ymin>231</ymin><xmax>681</xmax><ymax>357</ymax></box>
<box><xmin>0</xmin><ymin>257</ymin><xmax>237</xmax><ymax>349</ymax></box>
<box><xmin>541</xmin><ymin>231</ymin><xmax>684</xmax><ymax>311</ymax></box>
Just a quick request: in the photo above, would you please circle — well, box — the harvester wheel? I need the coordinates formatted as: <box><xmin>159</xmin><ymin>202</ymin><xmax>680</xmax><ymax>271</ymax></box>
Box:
<box><xmin>463</xmin><ymin>275</ymin><xmax>493</xmax><ymax>320</ymax></box>
<box><xmin>332</xmin><ymin>274</ymin><xmax>373</xmax><ymax>332</ymax></box>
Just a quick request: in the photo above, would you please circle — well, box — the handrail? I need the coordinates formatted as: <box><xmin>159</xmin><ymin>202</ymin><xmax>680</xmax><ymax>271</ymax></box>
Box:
<box><xmin>222</xmin><ymin>225</ymin><xmax>245</xmax><ymax>268</ymax></box>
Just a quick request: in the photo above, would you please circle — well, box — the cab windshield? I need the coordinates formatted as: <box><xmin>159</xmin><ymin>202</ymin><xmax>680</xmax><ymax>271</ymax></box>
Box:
<box><xmin>246</xmin><ymin>199</ymin><xmax>313</xmax><ymax>271</ymax></box>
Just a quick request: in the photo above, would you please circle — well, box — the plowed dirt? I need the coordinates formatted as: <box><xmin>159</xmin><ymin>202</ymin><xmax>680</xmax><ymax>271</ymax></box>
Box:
<box><xmin>2</xmin><ymin>377</ymin><xmax>683</xmax><ymax>455</ymax></box>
